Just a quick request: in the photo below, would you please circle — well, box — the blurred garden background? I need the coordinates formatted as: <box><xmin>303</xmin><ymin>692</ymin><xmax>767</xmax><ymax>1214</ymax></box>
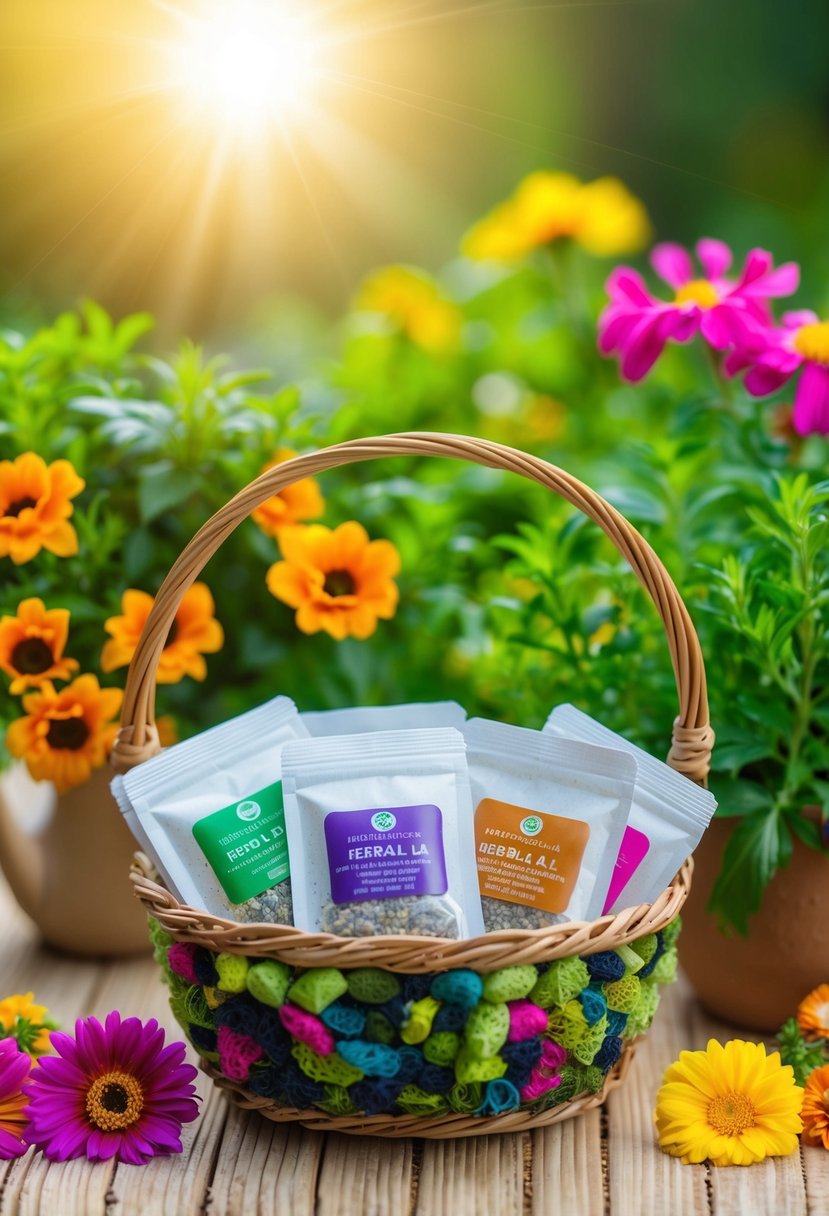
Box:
<box><xmin>1</xmin><ymin>0</ymin><xmax>828</xmax><ymax>930</ymax></box>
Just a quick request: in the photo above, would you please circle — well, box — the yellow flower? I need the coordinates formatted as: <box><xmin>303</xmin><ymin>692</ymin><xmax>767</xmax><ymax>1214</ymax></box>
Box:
<box><xmin>0</xmin><ymin>453</ymin><xmax>85</xmax><ymax>564</ymax></box>
<box><xmin>802</xmin><ymin>1064</ymin><xmax>829</xmax><ymax>1150</ymax></box>
<box><xmin>0</xmin><ymin>598</ymin><xmax>79</xmax><ymax>693</ymax></box>
<box><xmin>101</xmin><ymin>583</ymin><xmax>224</xmax><ymax>684</ymax></box>
<box><xmin>266</xmin><ymin>521</ymin><xmax>400</xmax><ymax>640</ymax></box>
<box><xmin>251</xmin><ymin>450</ymin><xmax>325</xmax><ymax>539</ymax></box>
<box><xmin>0</xmin><ymin>992</ymin><xmax>55</xmax><ymax>1056</ymax></box>
<box><xmin>463</xmin><ymin>171</ymin><xmax>650</xmax><ymax>261</ymax></box>
<box><xmin>6</xmin><ymin>675</ymin><xmax>123</xmax><ymax>793</ymax></box>
<box><xmin>797</xmin><ymin>984</ymin><xmax>829</xmax><ymax>1041</ymax></box>
<box><xmin>354</xmin><ymin>266</ymin><xmax>461</xmax><ymax>353</ymax></box>
<box><xmin>655</xmin><ymin>1039</ymin><xmax>803</xmax><ymax>1166</ymax></box>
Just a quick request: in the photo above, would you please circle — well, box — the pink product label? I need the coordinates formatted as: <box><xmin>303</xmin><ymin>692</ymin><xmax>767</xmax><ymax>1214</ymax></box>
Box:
<box><xmin>602</xmin><ymin>826</ymin><xmax>651</xmax><ymax>914</ymax></box>
<box><xmin>324</xmin><ymin>805</ymin><xmax>449</xmax><ymax>905</ymax></box>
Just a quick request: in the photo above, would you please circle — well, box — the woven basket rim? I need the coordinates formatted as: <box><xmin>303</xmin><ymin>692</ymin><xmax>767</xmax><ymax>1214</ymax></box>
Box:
<box><xmin>132</xmin><ymin>852</ymin><xmax>691</xmax><ymax>972</ymax></box>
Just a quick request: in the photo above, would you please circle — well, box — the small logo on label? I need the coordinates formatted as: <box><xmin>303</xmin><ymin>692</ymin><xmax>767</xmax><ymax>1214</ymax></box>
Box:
<box><xmin>236</xmin><ymin>800</ymin><xmax>261</xmax><ymax>822</ymax></box>
<box><xmin>520</xmin><ymin>815</ymin><xmax>543</xmax><ymax>836</ymax></box>
<box><xmin>371</xmin><ymin>811</ymin><xmax>397</xmax><ymax>832</ymax></box>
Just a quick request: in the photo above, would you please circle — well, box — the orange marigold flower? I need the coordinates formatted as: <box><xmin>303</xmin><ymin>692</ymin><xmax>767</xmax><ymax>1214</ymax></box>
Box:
<box><xmin>802</xmin><ymin>1064</ymin><xmax>829</xmax><ymax>1150</ymax></box>
<box><xmin>798</xmin><ymin>984</ymin><xmax>829</xmax><ymax>1041</ymax></box>
<box><xmin>101</xmin><ymin>583</ymin><xmax>224</xmax><ymax>684</ymax></box>
<box><xmin>0</xmin><ymin>598</ymin><xmax>79</xmax><ymax>693</ymax></box>
<box><xmin>266</xmin><ymin>522</ymin><xmax>400</xmax><ymax>641</ymax></box>
<box><xmin>0</xmin><ymin>453</ymin><xmax>85</xmax><ymax>564</ymax></box>
<box><xmin>251</xmin><ymin>450</ymin><xmax>325</xmax><ymax>539</ymax></box>
<box><xmin>6</xmin><ymin>675</ymin><xmax>123</xmax><ymax>793</ymax></box>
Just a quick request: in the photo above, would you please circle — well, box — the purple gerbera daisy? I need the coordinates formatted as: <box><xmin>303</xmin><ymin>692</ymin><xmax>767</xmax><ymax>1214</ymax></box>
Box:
<box><xmin>0</xmin><ymin>1037</ymin><xmax>31</xmax><ymax>1159</ymax></box>
<box><xmin>23</xmin><ymin>1011</ymin><xmax>199</xmax><ymax>1165</ymax></box>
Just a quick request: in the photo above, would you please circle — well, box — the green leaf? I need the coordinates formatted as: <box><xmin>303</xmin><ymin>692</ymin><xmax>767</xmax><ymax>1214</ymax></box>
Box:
<box><xmin>707</xmin><ymin>809</ymin><xmax>786</xmax><ymax>935</ymax></box>
<box><xmin>710</xmin><ymin>777</ymin><xmax>774</xmax><ymax>816</ymax></box>
<box><xmin>712</xmin><ymin>728</ymin><xmax>775</xmax><ymax>771</ymax></box>
<box><xmin>137</xmin><ymin>463</ymin><xmax>201</xmax><ymax>523</ymax></box>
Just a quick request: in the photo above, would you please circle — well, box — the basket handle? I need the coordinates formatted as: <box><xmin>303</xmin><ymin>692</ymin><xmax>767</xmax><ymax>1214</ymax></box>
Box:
<box><xmin>110</xmin><ymin>432</ymin><xmax>713</xmax><ymax>782</ymax></box>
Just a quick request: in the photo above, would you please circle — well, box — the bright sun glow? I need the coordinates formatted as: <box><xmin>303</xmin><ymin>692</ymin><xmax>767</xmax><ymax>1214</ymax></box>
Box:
<box><xmin>173</xmin><ymin>1</ymin><xmax>321</xmax><ymax>131</ymax></box>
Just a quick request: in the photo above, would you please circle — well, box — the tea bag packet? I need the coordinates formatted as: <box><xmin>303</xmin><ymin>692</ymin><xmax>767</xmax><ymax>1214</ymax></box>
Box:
<box><xmin>112</xmin><ymin>696</ymin><xmax>310</xmax><ymax>923</ymax></box>
<box><xmin>544</xmin><ymin>704</ymin><xmax>717</xmax><ymax>912</ymax></box>
<box><xmin>463</xmin><ymin>717</ymin><xmax>636</xmax><ymax>931</ymax></box>
<box><xmin>282</xmin><ymin>728</ymin><xmax>484</xmax><ymax>939</ymax></box>
<box><xmin>301</xmin><ymin>701</ymin><xmax>467</xmax><ymax>736</ymax></box>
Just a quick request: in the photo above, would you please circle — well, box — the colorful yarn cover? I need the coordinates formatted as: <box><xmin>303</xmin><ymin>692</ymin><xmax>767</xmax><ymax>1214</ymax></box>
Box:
<box><xmin>152</xmin><ymin>918</ymin><xmax>680</xmax><ymax>1120</ymax></box>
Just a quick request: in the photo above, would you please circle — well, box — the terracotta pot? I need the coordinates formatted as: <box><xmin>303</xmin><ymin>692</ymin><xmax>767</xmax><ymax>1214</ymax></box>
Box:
<box><xmin>681</xmin><ymin>810</ymin><xmax>829</xmax><ymax>1032</ymax></box>
<box><xmin>0</xmin><ymin>764</ymin><xmax>149</xmax><ymax>957</ymax></box>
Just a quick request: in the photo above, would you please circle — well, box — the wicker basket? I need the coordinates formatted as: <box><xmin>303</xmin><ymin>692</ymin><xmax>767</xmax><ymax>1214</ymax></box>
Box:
<box><xmin>113</xmin><ymin>432</ymin><xmax>713</xmax><ymax>1139</ymax></box>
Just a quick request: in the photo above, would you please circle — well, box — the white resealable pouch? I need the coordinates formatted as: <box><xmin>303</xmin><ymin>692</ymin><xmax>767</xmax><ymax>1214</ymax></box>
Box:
<box><xmin>112</xmin><ymin>695</ymin><xmax>309</xmax><ymax>923</ymax></box>
<box><xmin>464</xmin><ymin>717</ymin><xmax>637</xmax><ymax>930</ymax></box>
<box><xmin>282</xmin><ymin>727</ymin><xmax>484</xmax><ymax>939</ymax></box>
<box><xmin>301</xmin><ymin>701</ymin><xmax>467</xmax><ymax>736</ymax></box>
<box><xmin>544</xmin><ymin>703</ymin><xmax>716</xmax><ymax>913</ymax></box>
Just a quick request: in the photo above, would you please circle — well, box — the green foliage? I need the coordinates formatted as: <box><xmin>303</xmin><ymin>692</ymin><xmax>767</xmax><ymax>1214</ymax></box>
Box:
<box><xmin>776</xmin><ymin>1017</ymin><xmax>828</xmax><ymax>1087</ymax></box>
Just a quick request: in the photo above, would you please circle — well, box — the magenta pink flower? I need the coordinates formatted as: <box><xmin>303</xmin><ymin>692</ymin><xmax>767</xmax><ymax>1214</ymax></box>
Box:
<box><xmin>726</xmin><ymin>310</ymin><xmax>829</xmax><ymax>436</ymax></box>
<box><xmin>23</xmin><ymin>1011</ymin><xmax>199</xmax><ymax>1165</ymax></box>
<box><xmin>599</xmin><ymin>239</ymin><xmax>799</xmax><ymax>382</ymax></box>
<box><xmin>0</xmin><ymin>1038</ymin><xmax>31</xmax><ymax>1159</ymax></box>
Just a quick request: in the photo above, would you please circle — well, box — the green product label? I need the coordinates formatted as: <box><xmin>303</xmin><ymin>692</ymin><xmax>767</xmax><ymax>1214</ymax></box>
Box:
<box><xmin>192</xmin><ymin>781</ymin><xmax>289</xmax><ymax>904</ymax></box>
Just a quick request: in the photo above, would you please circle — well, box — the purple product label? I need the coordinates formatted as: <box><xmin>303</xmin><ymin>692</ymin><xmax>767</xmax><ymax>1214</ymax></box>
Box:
<box><xmin>602</xmin><ymin>825</ymin><xmax>651</xmax><ymax>914</ymax></box>
<box><xmin>324</xmin><ymin>804</ymin><xmax>448</xmax><ymax>904</ymax></box>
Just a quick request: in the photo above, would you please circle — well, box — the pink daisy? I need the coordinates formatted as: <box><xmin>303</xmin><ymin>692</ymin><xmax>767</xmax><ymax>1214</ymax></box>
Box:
<box><xmin>23</xmin><ymin>1011</ymin><xmax>199</xmax><ymax>1165</ymax></box>
<box><xmin>726</xmin><ymin>309</ymin><xmax>829</xmax><ymax>436</ymax></box>
<box><xmin>0</xmin><ymin>1038</ymin><xmax>31</xmax><ymax>1159</ymax></box>
<box><xmin>599</xmin><ymin>238</ymin><xmax>799</xmax><ymax>382</ymax></box>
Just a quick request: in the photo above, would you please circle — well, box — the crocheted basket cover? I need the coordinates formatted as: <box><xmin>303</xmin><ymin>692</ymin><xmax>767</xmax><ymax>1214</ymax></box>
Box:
<box><xmin>150</xmin><ymin>917</ymin><xmax>680</xmax><ymax>1122</ymax></box>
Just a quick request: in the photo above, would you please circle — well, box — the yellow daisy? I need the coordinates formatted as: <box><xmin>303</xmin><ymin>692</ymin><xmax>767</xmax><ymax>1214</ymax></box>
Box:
<box><xmin>463</xmin><ymin>171</ymin><xmax>650</xmax><ymax>261</ymax></box>
<box><xmin>354</xmin><ymin>266</ymin><xmax>461</xmax><ymax>353</ymax></box>
<box><xmin>0</xmin><ymin>992</ymin><xmax>55</xmax><ymax>1056</ymax></box>
<box><xmin>655</xmin><ymin>1039</ymin><xmax>803</xmax><ymax>1166</ymax></box>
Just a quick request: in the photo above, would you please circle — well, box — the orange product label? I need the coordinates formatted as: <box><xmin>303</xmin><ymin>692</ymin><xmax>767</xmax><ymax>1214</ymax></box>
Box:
<box><xmin>474</xmin><ymin>797</ymin><xmax>590</xmax><ymax>914</ymax></box>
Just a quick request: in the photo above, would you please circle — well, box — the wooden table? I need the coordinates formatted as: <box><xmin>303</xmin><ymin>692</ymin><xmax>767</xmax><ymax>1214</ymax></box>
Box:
<box><xmin>0</xmin><ymin>875</ymin><xmax>827</xmax><ymax>1216</ymax></box>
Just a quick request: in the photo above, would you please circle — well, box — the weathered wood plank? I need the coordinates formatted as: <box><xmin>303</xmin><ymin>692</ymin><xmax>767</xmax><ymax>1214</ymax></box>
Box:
<box><xmin>531</xmin><ymin>1108</ymin><xmax>604</xmax><ymax>1216</ymax></box>
<box><xmin>417</xmin><ymin>1132</ymin><xmax>525</xmax><ymax>1216</ymax></box>
<box><xmin>205</xmin><ymin>1111</ymin><xmax>323</xmax><ymax>1216</ymax></box>
<box><xmin>607</xmin><ymin>977</ymin><xmax>711</xmax><ymax>1216</ymax></box>
<box><xmin>802</xmin><ymin>1142</ymin><xmax>829</xmax><ymax>1216</ymax></box>
<box><xmin>316</xmin><ymin>1133</ymin><xmax>413</xmax><ymax>1216</ymax></box>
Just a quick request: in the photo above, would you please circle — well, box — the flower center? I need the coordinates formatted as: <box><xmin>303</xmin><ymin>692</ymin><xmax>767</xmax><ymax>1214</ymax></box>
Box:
<box><xmin>793</xmin><ymin>321</ymin><xmax>829</xmax><ymax>365</ymax></box>
<box><xmin>10</xmin><ymin>638</ymin><xmax>54</xmax><ymax>675</ymax></box>
<box><xmin>707</xmin><ymin>1091</ymin><xmax>756</xmax><ymax>1137</ymax></box>
<box><xmin>4</xmin><ymin>496</ymin><xmax>38</xmax><ymax>519</ymax></box>
<box><xmin>46</xmin><ymin>716</ymin><xmax>90</xmax><ymax>751</ymax></box>
<box><xmin>86</xmin><ymin>1071</ymin><xmax>144</xmax><ymax>1132</ymax></box>
<box><xmin>674</xmin><ymin>279</ymin><xmax>719</xmax><ymax>310</ymax></box>
<box><xmin>164</xmin><ymin>618</ymin><xmax>178</xmax><ymax>648</ymax></box>
<box><xmin>323</xmin><ymin>569</ymin><xmax>356</xmax><ymax>597</ymax></box>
